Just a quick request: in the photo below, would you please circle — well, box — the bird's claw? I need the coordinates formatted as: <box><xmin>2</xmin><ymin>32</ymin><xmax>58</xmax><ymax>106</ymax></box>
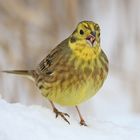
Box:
<box><xmin>80</xmin><ymin>119</ymin><xmax>88</xmax><ymax>126</ymax></box>
<box><xmin>53</xmin><ymin>108</ymin><xmax>70</xmax><ymax>124</ymax></box>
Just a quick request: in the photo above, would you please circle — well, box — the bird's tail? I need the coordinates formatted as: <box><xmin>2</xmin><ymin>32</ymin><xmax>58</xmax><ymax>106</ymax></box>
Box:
<box><xmin>1</xmin><ymin>70</ymin><xmax>36</xmax><ymax>81</ymax></box>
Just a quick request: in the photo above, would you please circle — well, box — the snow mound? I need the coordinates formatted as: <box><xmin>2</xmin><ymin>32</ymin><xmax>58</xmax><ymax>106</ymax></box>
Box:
<box><xmin>0</xmin><ymin>99</ymin><xmax>140</xmax><ymax>140</ymax></box>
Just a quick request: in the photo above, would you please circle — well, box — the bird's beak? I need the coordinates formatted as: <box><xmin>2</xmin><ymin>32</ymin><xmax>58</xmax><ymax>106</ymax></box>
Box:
<box><xmin>86</xmin><ymin>31</ymin><xmax>96</xmax><ymax>47</ymax></box>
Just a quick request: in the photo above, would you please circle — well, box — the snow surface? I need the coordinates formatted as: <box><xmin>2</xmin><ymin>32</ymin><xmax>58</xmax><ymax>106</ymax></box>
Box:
<box><xmin>0</xmin><ymin>98</ymin><xmax>140</xmax><ymax>140</ymax></box>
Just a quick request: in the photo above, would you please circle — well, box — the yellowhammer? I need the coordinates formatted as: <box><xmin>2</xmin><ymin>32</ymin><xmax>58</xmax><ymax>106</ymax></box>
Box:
<box><xmin>2</xmin><ymin>21</ymin><xmax>109</xmax><ymax>126</ymax></box>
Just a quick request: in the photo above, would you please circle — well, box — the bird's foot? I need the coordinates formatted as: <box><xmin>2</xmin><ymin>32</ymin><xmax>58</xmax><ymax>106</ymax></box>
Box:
<box><xmin>53</xmin><ymin>108</ymin><xmax>70</xmax><ymax>124</ymax></box>
<box><xmin>80</xmin><ymin>119</ymin><xmax>88</xmax><ymax>126</ymax></box>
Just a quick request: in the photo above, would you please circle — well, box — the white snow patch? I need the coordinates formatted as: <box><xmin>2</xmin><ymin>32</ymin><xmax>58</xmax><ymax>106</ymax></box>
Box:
<box><xmin>0</xmin><ymin>99</ymin><xmax>140</xmax><ymax>140</ymax></box>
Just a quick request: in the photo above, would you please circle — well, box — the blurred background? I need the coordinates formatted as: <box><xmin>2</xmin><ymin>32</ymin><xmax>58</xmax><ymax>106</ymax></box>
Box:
<box><xmin>0</xmin><ymin>0</ymin><xmax>140</xmax><ymax>119</ymax></box>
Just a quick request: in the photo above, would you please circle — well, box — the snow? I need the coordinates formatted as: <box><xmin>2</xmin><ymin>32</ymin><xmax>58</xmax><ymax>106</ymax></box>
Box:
<box><xmin>0</xmin><ymin>98</ymin><xmax>140</xmax><ymax>140</ymax></box>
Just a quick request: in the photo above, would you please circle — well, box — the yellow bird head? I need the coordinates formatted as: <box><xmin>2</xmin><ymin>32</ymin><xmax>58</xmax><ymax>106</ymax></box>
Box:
<box><xmin>70</xmin><ymin>21</ymin><xmax>100</xmax><ymax>48</ymax></box>
<box><xmin>69</xmin><ymin>21</ymin><xmax>101</xmax><ymax>61</ymax></box>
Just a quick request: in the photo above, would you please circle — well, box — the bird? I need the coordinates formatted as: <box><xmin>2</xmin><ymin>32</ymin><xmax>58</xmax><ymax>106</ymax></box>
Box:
<box><xmin>2</xmin><ymin>21</ymin><xmax>109</xmax><ymax>126</ymax></box>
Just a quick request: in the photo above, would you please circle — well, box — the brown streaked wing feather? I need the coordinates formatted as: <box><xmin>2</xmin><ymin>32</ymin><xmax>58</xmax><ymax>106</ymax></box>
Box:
<box><xmin>36</xmin><ymin>38</ymin><xmax>71</xmax><ymax>75</ymax></box>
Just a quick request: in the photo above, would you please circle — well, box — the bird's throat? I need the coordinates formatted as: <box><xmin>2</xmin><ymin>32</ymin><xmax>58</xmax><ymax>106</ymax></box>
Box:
<box><xmin>69</xmin><ymin>40</ymin><xmax>101</xmax><ymax>61</ymax></box>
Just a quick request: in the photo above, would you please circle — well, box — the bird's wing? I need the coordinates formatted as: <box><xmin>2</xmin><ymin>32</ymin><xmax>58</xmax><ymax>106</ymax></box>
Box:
<box><xmin>36</xmin><ymin>38</ymin><xmax>71</xmax><ymax>75</ymax></box>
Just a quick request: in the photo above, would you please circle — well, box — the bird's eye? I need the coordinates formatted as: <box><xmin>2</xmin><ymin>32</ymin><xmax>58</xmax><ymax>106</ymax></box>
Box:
<box><xmin>79</xmin><ymin>29</ymin><xmax>84</xmax><ymax>35</ymax></box>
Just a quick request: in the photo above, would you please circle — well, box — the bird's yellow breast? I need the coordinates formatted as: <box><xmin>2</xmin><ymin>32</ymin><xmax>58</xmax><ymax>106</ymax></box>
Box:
<box><xmin>40</xmin><ymin>44</ymin><xmax>108</xmax><ymax>106</ymax></box>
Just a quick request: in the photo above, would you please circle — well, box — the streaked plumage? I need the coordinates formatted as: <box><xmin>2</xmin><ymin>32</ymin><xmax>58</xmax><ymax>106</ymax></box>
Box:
<box><xmin>2</xmin><ymin>21</ymin><xmax>109</xmax><ymax>126</ymax></box>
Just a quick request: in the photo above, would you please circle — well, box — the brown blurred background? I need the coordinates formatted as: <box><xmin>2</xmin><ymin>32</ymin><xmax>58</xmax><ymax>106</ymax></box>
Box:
<box><xmin>0</xmin><ymin>0</ymin><xmax>140</xmax><ymax>115</ymax></box>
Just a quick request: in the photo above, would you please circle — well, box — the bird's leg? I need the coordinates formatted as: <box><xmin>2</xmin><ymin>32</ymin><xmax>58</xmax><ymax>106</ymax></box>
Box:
<box><xmin>75</xmin><ymin>106</ymin><xmax>87</xmax><ymax>126</ymax></box>
<box><xmin>49</xmin><ymin>100</ymin><xmax>70</xmax><ymax>124</ymax></box>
